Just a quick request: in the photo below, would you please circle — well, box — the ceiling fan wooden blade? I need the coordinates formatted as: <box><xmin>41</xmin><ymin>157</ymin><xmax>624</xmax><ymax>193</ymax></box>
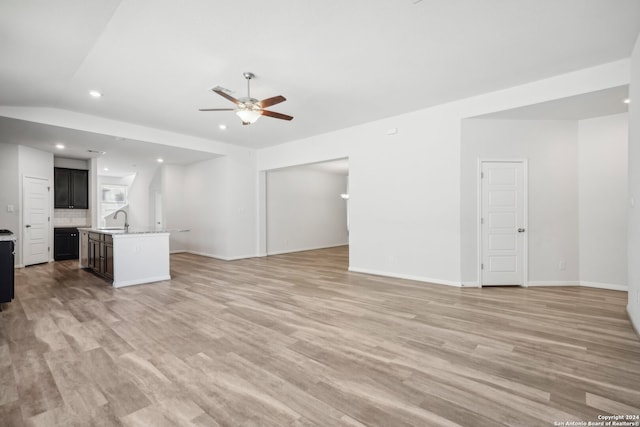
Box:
<box><xmin>211</xmin><ymin>86</ymin><xmax>241</xmax><ymax>105</ymax></box>
<box><xmin>199</xmin><ymin>108</ymin><xmax>235</xmax><ymax>111</ymax></box>
<box><xmin>261</xmin><ymin>110</ymin><xmax>293</xmax><ymax>121</ymax></box>
<box><xmin>258</xmin><ymin>95</ymin><xmax>286</xmax><ymax>108</ymax></box>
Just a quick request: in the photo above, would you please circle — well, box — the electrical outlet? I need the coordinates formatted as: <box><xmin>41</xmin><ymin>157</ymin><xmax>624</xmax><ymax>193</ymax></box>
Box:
<box><xmin>559</xmin><ymin>261</ymin><xmax>566</xmax><ymax>271</ymax></box>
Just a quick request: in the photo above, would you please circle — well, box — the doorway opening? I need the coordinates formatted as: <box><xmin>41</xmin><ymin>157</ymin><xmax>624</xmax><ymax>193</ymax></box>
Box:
<box><xmin>260</xmin><ymin>158</ymin><xmax>349</xmax><ymax>267</ymax></box>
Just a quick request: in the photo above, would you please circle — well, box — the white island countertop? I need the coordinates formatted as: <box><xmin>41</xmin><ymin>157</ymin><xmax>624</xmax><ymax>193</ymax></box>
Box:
<box><xmin>0</xmin><ymin>234</ymin><xmax>17</xmax><ymax>242</ymax></box>
<box><xmin>77</xmin><ymin>227</ymin><xmax>187</xmax><ymax>235</ymax></box>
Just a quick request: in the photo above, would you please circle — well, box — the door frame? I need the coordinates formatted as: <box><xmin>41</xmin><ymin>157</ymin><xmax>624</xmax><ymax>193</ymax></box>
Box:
<box><xmin>477</xmin><ymin>159</ymin><xmax>528</xmax><ymax>287</ymax></box>
<box><xmin>22</xmin><ymin>174</ymin><xmax>52</xmax><ymax>267</ymax></box>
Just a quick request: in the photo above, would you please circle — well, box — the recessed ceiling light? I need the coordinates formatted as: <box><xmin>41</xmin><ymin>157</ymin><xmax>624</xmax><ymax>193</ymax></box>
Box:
<box><xmin>103</xmin><ymin>167</ymin><xmax>109</xmax><ymax>172</ymax></box>
<box><xmin>55</xmin><ymin>143</ymin><xmax>65</xmax><ymax>149</ymax></box>
<box><xmin>157</xmin><ymin>158</ymin><xmax>164</xmax><ymax>163</ymax></box>
<box><xmin>219</xmin><ymin>124</ymin><xmax>227</xmax><ymax>130</ymax></box>
<box><xmin>624</xmin><ymin>98</ymin><xmax>631</xmax><ymax>104</ymax></box>
<box><xmin>89</xmin><ymin>90</ymin><xmax>102</xmax><ymax>98</ymax></box>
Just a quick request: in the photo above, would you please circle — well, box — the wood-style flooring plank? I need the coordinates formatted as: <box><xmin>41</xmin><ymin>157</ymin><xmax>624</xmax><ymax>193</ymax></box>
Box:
<box><xmin>0</xmin><ymin>246</ymin><xmax>637</xmax><ymax>426</ymax></box>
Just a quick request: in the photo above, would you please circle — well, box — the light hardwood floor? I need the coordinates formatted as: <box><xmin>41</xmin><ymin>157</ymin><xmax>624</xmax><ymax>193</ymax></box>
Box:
<box><xmin>1</xmin><ymin>246</ymin><xmax>639</xmax><ymax>426</ymax></box>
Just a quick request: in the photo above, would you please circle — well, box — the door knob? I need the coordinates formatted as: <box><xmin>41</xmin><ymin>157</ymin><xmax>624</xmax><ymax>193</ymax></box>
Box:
<box><xmin>25</xmin><ymin>224</ymin><xmax>31</xmax><ymax>228</ymax></box>
<box><xmin>518</xmin><ymin>228</ymin><xmax>526</xmax><ymax>233</ymax></box>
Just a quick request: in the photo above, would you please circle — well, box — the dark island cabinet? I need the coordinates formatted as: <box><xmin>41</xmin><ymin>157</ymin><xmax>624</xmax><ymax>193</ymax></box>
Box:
<box><xmin>54</xmin><ymin>167</ymin><xmax>88</xmax><ymax>209</ymax></box>
<box><xmin>88</xmin><ymin>232</ymin><xmax>113</xmax><ymax>280</ymax></box>
<box><xmin>0</xmin><ymin>238</ymin><xmax>15</xmax><ymax>308</ymax></box>
<box><xmin>54</xmin><ymin>228</ymin><xmax>79</xmax><ymax>260</ymax></box>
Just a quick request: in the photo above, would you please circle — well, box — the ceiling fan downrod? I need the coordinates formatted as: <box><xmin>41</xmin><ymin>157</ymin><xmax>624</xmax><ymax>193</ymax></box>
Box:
<box><xmin>243</xmin><ymin>72</ymin><xmax>254</xmax><ymax>100</ymax></box>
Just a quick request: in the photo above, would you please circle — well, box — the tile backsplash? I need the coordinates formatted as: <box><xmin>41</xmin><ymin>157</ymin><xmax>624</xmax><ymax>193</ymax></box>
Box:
<box><xmin>53</xmin><ymin>209</ymin><xmax>91</xmax><ymax>227</ymax></box>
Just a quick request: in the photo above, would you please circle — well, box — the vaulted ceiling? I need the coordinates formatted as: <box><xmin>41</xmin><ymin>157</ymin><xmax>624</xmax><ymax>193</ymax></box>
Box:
<box><xmin>1</xmin><ymin>1</ymin><xmax>639</xmax><ymax>149</ymax></box>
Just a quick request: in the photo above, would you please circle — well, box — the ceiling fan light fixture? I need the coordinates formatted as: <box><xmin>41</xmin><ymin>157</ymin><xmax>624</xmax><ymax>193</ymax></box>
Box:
<box><xmin>236</xmin><ymin>109</ymin><xmax>261</xmax><ymax>124</ymax></box>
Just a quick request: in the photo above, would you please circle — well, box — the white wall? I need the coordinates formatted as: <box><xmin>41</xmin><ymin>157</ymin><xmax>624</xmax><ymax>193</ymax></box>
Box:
<box><xmin>183</xmin><ymin>157</ymin><xmax>228</xmax><ymax>259</ymax></box>
<box><xmin>461</xmin><ymin>119</ymin><xmax>580</xmax><ymax>286</ymax></box>
<box><xmin>125</xmin><ymin>165</ymin><xmax>154</xmax><ymax>228</ymax></box>
<box><xmin>266</xmin><ymin>167</ymin><xmax>348</xmax><ymax>255</ymax></box>
<box><xmin>628</xmin><ymin>35</ymin><xmax>640</xmax><ymax>333</ymax></box>
<box><xmin>18</xmin><ymin>145</ymin><xmax>54</xmax><ymax>265</ymax></box>
<box><xmin>224</xmin><ymin>151</ymin><xmax>258</xmax><ymax>259</ymax></box>
<box><xmin>53</xmin><ymin>157</ymin><xmax>88</xmax><ymax>169</ymax></box>
<box><xmin>161</xmin><ymin>164</ymin><xmax>188</xmax><ymax>252</ymax></box>
<box><xmin>182</xmin><ymin>152</ymin><xmax>257</xmax><ymax>260</ymax></box>
<box><xmin>148</xmin><ymin>167</ymin><xmax>162</xmax><ymax>227</ymax></box>
<box><xmin>579</xmin><ymin>114</ymin><xmax>628</xmax><ymax>289</ymax></box>
<box><xmin>258</xmin><ymin>61</ymin><xmax>629</xmax><ymax>286</ymax></box>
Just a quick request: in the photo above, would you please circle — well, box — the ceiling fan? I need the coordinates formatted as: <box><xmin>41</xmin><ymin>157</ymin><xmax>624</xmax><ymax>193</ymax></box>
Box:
<box><xmin>199</xmin><ymin>72</ymin><xmax>293</xmax><ymax>125</ymax></box>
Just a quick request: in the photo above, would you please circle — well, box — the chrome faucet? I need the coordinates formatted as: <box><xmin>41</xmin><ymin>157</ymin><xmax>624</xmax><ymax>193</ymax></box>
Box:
<box><xmin>113</xmin><ymin>209</ymin><xmax>129</xmax><ymax>232</ymax></box>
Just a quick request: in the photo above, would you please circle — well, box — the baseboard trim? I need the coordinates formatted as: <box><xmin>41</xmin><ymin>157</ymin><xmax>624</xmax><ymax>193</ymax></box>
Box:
<box><xmin>461</xmin><ymin>281</ymin><xmax>481</xmax><ymax>288</ymax></box>
<box><xmin>348</xmin><ymin>266</ymin><xmax>462</xmax><ymax>287</ymax></box>
<box><xmin>580</xmin><ymin>281</ymin><xmax>628</xmax><ymax>292</ymax></box>
<box><xmin>525</xmin><ymin>281</ymin><xmax>627</xmax><ymax>291</ymax></box>
<box><xmin>526</xmin><ymin>281</ymin><xmax>580</xmax><ymax>287</ymax></box>
<box><xmin>185</xmin><ymin>250</ymin><xmax>256</xmax><ymax>261</ymax></box>
<box><xmin>169</xmin><ymin>250</ymin><xmax>187</xmax><ymax>254</ymax></box>
<box><xmin>113</xmin><ymin>275</ymin><xmax>171</xmax><ymax>288</ymax></box>
<box><xmin>525</xmin><ymin>280</ymin><xmax>580</xmax><ymax>286</ymax></box>
<box><xmin>267</xmin><ymin>243</ymin><xmax>349</xmax><ymax>256</ymax></box>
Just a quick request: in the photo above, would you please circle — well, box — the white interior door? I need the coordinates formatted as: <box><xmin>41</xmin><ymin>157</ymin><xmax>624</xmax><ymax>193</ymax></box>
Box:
<box><xmin>480</xmin><ymin>161</ymin><xmax>526</xmax><ymax>286</ymax></box>
<box><xmin>23</xmin><ymin>176</ymin><xmax>50</xmax><ymax>266</ymax></box>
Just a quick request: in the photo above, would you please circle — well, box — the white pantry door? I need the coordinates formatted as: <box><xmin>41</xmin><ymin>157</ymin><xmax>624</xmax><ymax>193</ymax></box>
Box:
<box><xmin>23</xmin><ymin>176</ymin><xmax>50</xmax><ymax>266</ymax></box>
<box><xmin>480</xmin><ymin>161</ymin><xmax>526</xmax><ymax>286</ymax></box>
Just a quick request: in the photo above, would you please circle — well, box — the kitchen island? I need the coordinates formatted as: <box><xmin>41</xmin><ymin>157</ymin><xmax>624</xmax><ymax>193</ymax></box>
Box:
<box><xmin>78</xmin><ymin>228</ymin><xmax>171</xmax><ymax>288</ymax></box>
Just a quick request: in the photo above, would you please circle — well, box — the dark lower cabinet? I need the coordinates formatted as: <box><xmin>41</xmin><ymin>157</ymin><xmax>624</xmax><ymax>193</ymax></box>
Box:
<box><xmin>104</xmin><ymin>239</ymin><xmax>114</xmax><ymax>279</ymax></box>
<box><xmin>0</xmin><ymin>239</ymin><xmax>15</xmax><ymax>309</ymax></box>
<box><xmin>89</xmin><ymin>233</ymin><xmax>102</xmax><ymax>272</ymax></box>
<box><xmin>54</xmin><ymin>228</ymin><xmax>79</xmax><ymax>260</ymax></box>
<box><xmin>88</xmin><ymin>232</ymin><xmax>113</xmax><ymax>280</ymax></box>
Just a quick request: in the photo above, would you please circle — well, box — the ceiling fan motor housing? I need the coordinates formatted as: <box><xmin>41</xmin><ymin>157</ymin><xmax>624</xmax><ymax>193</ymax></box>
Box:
<box><xmin>238</xmin><ymin>97</ymin><xmax>260</xmax><ymax>109</ymax></box>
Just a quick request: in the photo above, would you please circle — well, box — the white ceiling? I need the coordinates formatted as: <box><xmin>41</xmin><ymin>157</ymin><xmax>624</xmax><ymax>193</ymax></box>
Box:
<box><xmin>0</xmin><ymin>1</ymin><xmax>639</xmax><ymax>151</ymax></box>
<box><xmin>276</xmin><ymin>158</ymin><xmax>349</xmax><ymax>176</ymax></box>
<box><xmin>0</xmin><ymin>116</ymin><xmax>219</xmax><ymax>176</ymax></box>
<box><xmin>473</xmin><ymin>85</ymin><xmax>630</xmax><ymax>120</ymax></box>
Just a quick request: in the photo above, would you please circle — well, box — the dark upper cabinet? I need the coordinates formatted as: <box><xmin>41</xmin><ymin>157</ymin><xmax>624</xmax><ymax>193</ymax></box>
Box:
<box><xmin>54</xmin><ymin>167</ymin><xmax>88</xmax><ymax>209</ymax></box>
